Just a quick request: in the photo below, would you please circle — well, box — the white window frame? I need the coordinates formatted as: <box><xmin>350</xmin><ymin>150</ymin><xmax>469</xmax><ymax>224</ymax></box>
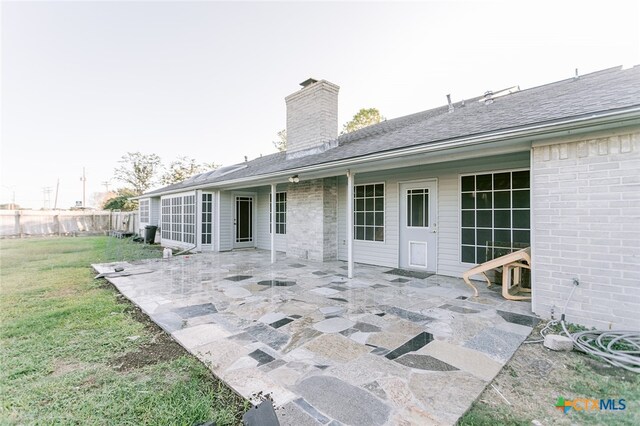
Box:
<box><xmin>201</xmin><ymin>192</ymin><xmax>213</xmax><ymax>245</ymax></box>
<box><xmin>269</xmin><ymin>192</ymin><xmax>287</xmax><ymax>235</ymax></box>
<box><xmin>459</xmin><ymin>168</ymin><xmax>530</xmax><ymax>265</ymax></box>
<box><xmin>139</xmin><ymin>199</ymin><xmax>150</xmax><ymax>223</ymax></box>
<box><xmin>353</xmin><ymin>182</ymin><xmax>385</xmax><ymax>243</ymax></box>
<box><xmin>161</xmin><ymin>192</ymin><xmax>196</xmax><ymax>245</ymax></box>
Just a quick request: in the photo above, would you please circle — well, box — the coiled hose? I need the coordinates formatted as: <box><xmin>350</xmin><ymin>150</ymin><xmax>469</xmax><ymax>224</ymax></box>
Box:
<box><xmin>526</xmin><ymin>283</ymin><xmax>640</xmax><ymax>373</ymax></box>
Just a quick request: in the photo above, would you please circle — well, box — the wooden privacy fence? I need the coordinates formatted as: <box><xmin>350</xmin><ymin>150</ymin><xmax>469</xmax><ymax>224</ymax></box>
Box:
<box><xmin>0</xmin><ymin>210</ymin><xmax>139</xmax><ymax>238</ymax></box>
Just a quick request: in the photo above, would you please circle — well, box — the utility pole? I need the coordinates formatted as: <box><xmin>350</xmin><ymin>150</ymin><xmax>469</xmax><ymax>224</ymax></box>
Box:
<box><xmin>54</xmin><ymin>179</ymin><xmax>60</xmax><ymax>210</ymax></box>
<box><xmin>80</xmin><ymin>167</ymin><xmax>86</xmax><ymax>208</ymax></box>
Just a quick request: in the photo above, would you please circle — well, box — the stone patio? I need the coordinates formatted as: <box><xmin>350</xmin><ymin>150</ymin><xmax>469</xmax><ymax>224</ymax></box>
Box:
<box><xmin>93</xmin><ymin>250</ymin><xmax>539</xmax><ymax>425</ymax></box>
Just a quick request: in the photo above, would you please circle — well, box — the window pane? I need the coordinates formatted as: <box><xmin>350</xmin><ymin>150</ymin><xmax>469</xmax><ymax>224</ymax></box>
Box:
<box><xmin>374</xmin><ymin>197</ymin><xmax>383</xmax><ymax>211</ymax></box>
<box><xmin>461</xmin><ymin>176</ymin><xmax>475</xmax><ymax>192</ymax></box>
<box><xmin>374</xmin><ymin>227</ymin><xmax>384</xmax><ymax>241</ymax></box>
<box><xmin>365</xmin><ymin>227</ymin><xmax>374</xmax><ymax>241</ymax></box>
<box><xmin>462</xmin><ymin>193</ymin><xmax>475</xmax><ymax>209</ymax></box>
<box><xmin>477</xmin><ymin>247</ymin><xmax>487</xmax><ymax>263</ymax></box>
<box><xmin>365</xmin><ymin>185</ymin><xmax>374</xmax><ymax>197</ymax></box>
<box><xmin>461</xmin><ymin>211</ymin><xmax>475</xmax><ymax>227</ymax></box>
<box><xmin>512</xmin><ymin>171</ymin><xmax>530</xmax><ymax>189</ymax></box>
<box><xmin>355</xmin><ymin>186</ymin><xmax>364</xmax><ymax>197</ymax></box>
<box><xmin>513</xmin><ymin>209</ymin><xmax>530</xmax><ymax>228</ymax></box>
<box><xmin>494</xmin><ymin>191</ymin><xmax>511</xmax><ymax>208</ymax></box>
<box><xmin>410</xmin><ymin>194</ymin><xmax>424</xmax><ymax>226</ymax></box>
<box><xmin>513</xmin><ymin>230</ymin><xmax>530</xmax><ymax>244</ymax></box>
<box><xmin>365</xmin><ymin>212</ymin><xmax>374</xmax><ymax>226</ymax></box>
<box><xmin>476</xmin><ymin>174</ymin><xmax>492</xmax><ymax>191</ymax></box>
<box><xmin>494</xmin><ymin>210</ymin><xmax>511</xmax><ymax>228</ymax></box>
<box><xmin>375</xmin><ymin>212</ymin><xmax>384</xmax><ymax>226</ymax></box>
<box><xmin>476</xmin><ymin>192</ymin><xmax>492</xmax><ymax>209</ymax></box>
<box><xmin>477</xmin><ymin>210</ymin><xmax>492</xmax><ymax>228</ymax></box>
<box><xmin>512</xmin><ymin>190</ymin><xmax>530</xmax><ymax>208</ymax></box>
<box><xmin>462</xmin><ymin>228</ymin><xmax>475</xmax><ymax>244</ymax></box>
<box><xmin>494</xmin><ymin>229</ymin><xmax>511</xmax><ymax>244</ymax></box>
<box><xmin>355</xmin><ymin>226</ymin><xmax>364</xmax><ymax>240</ymax></box>
<box><xmin>356</xmin><ymin>199</ymin><xmax>364</xmax><ymax>211</ymax></box>
<box><xmin>355</xmin><ymin>212</ymin><xmax>364</xmax><ymax>226</ymax></box>
<box><xmin>374</xmin><ymin>184</ymin><xmax>384</xmax><ymax>196</ymax></box>
<box><xmin>365</xmin><ymin>198</ymin><xmax>374</xmax><ymax>211</ymax></box>
<box><xmin>477</xmin><ymin>229</ymin><xmax>492</xmax><ymax>246</ymax></box>
<box><xmin>493</xmin><ymin>172</ymin><xmax>511</xmax><ymax>190</ymax></box>
<box><xmin>462</xmin><ymin>245</ymin><xmax>475</xmax><ymax>263</ymax></box>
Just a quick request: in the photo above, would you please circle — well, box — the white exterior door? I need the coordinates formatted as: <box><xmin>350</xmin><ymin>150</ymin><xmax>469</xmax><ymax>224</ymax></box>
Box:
<box><xmin>233</xmin><ymin>194</ymin><xmax>255</xmax><ymax>248</ymax></box>
<box><xmin>399</xmin><ymin>180</ymin><xmax>438</xmax><ymax>271</ymax></box>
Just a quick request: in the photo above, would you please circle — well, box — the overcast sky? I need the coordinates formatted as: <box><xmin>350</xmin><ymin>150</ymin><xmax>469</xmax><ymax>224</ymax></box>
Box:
<box><xmin>1</xmin><ymin>0</ymin><xmax>639</xmax><ymax>209</ymax></box>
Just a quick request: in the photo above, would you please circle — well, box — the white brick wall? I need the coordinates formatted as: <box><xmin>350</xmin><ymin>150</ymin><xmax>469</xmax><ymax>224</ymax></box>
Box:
<box><xmin>532</xmin><ymin>130</ymin><xmax>640</xmax><ymax>330</ymax></box>
<box><xmin>285</xmin><ymin>80</ymin><xmax>339</xmax><ymax>153</ymax></box>
<box><xmin>287</xmin><ymin>178</ymin><xmax>338</xmax><ymax>261</ymax></box>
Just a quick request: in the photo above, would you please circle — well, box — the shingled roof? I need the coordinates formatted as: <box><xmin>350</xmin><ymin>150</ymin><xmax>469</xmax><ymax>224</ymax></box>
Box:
<box><xmin>144</xmin><ymin>65</ymin><xmax>640</xmax><ymax>196</ymax></box>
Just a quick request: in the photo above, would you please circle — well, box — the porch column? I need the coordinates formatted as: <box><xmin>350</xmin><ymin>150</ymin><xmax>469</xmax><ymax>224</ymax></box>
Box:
<box><xmin>347</xmin><ymin>170</ymin><xmax>355</xmax><ymax>279</ymax></box>
<box><xmin>270</xmin><ymin>183</ymin><xmax>276</xmax><ymax>263</ymax></box>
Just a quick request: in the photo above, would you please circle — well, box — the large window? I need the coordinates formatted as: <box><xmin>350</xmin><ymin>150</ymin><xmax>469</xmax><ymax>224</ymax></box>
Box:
<box><xmin>161</xmin><ymin>199</ymin><xmax>170</xmax><ymax>239</ymax></box>
<box><xmin>460</xmin><ymin>170</ymin><xmax>530</xmax><ymax>264</ymax></box>
<box><xmin>201</xmin><ymin>193</ymin><xmax>213</xmax><ymax>245</ymax></box>
<box><xmin>161</xmin><ymin>193</ymin><xmax>196</xmax><ymax>244</ymax></box>
<box><xmin>269</xmin><ymin>192</ymin><xmax>287</xmax><ymax>234</ymax></box>
<box><xmin>183</xmin><ymin>195</ymin><xmax>195</xmax><ymax>244</ymax></box>
<box><xmin>139</xmin><ymin>199</ymin><xmax>150</xmax><ymax>223</ymax></box>
<box><xmin>354</xmin><ymin>183</ymin><xmax>384</xmax><ymax>242</ymax></box>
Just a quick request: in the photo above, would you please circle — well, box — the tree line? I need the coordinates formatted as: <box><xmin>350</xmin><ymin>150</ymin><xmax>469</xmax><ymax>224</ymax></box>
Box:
<box><xmin>103</xmin><ymin>154</ymin><xmax>218</xmax><ymax>210</ymax></box>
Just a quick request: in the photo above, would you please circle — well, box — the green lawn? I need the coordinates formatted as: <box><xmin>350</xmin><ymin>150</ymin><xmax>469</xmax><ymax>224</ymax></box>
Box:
<box><xmin>0</xmin><ymin>236</ymin><xmax>247</xmax><ymax>425</ymax></box>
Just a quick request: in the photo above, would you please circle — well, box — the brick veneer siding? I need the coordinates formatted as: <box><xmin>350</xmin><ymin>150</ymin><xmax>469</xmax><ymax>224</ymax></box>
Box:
<box><xmin>531</xmin><ymin>130</ymin><xmax>640</xmax><ymax>330</ymax></box>
<box><xmin>287</xmin><ymin>178</ymin><xmax>338</xmax><ymax>261</ymax></box>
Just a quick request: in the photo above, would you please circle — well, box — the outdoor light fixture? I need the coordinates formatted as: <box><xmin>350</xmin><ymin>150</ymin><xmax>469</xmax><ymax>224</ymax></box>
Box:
<box><xmin>288</xmin><ymin>175</ymin><xmax>300</xmax><ymax>183</ymax></box>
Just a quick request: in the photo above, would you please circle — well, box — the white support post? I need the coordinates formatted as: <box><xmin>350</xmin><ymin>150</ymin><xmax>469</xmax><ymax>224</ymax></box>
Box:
<box><xmin>347</xmin><ymin>170</ymin><xmax>355</xmax><ymax>279</ymax></box>
<box><xmin>271</xmin><ymin>183</ymin><xmax>276</xmax><ymax>264</ymax></box>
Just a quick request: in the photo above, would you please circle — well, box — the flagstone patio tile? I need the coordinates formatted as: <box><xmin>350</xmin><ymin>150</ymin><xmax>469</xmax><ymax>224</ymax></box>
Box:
<box><xmin>303</xmin><ymin>334</ymin><xmax>369</xmax><ymax>363</ymax></box>
<box><xmin>297</xmin><ymin>376</ymin><xmax>391</xmax><ymax>426</ymax></box>
<box><xmin>417</xmin><ymin>339</ymin><xmax>503</xmax><ymax>381</ymax></box>
<box><xmin>172</xmin><ymin>323</ymin><xmax>231</xmax><ymax>349</ymax></box>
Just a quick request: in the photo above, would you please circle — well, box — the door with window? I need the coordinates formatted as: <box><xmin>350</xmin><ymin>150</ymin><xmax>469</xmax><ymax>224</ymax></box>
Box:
<box><xmin>233</xmin><ymin>194</ymin><xmax>255</xmax><ymax>248</ymax></box>
<box><xmin>399</xmin><ymin>180</ymin><xmax>438</xmax><ymax>271</ymax></box>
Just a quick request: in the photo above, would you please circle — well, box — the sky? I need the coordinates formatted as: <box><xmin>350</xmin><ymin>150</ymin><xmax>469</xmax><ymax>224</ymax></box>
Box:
<box><xmin>1</xmin><ymin>0</ymin><xmax>639</xmax><ymax>209</ymax></box>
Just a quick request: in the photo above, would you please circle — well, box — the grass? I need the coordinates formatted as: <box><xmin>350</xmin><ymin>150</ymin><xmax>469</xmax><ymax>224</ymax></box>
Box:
<box><xmin>0</xmin><ymin>236</ymin><xmax>248</xmax><ymax>425</ymax></box>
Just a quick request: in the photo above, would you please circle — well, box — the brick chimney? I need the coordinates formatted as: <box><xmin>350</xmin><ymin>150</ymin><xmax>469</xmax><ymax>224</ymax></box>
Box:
<box><xmin>285</xmin><ymin>78</ymin><xmax>339</xmax><ymax>156</ymax></box>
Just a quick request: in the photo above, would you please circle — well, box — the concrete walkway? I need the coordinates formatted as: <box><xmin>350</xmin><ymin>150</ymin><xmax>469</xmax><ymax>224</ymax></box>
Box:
<box><xmin>93</xmin><ymin>250</ymin><xmax>538</xmax><ymax>425</ymax></box>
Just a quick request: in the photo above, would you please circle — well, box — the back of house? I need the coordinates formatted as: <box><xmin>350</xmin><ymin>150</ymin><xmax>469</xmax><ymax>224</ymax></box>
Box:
<box><xmin>137</xmin><ymin>66</ymin><xmax>640</xmax><ymax>330</ymax></box>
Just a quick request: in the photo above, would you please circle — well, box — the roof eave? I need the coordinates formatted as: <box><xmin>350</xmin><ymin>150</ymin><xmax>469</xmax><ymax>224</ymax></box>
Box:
<box><xmin>137</xmin><ymin>106</ymin><xmax>640</xmax><ymax>199</ymax></box>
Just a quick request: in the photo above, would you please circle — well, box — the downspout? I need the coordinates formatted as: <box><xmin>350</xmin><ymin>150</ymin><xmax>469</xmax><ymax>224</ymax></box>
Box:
<box><xmin>347</xmin><ymin>170</ymin><xmax>355</xmax><ymax>279</ymax></box>
<box><xmin>271</xmin><ymin>183</ymin><xmax>276</xmax><ymax>263</ymax></box>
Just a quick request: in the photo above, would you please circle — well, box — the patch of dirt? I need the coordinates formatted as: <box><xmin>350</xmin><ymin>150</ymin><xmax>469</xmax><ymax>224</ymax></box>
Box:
<box><xmin>110</xmin><ymin>331</ymin><xmax>185</xmax><ymax>372</ymax></box>
<box><xmin>98</xmin><ymin>279</ymin><xmax>187</xmax><ymax>372</ymax></box>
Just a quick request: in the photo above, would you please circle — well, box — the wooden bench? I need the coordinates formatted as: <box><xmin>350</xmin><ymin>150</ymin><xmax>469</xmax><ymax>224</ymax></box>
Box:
<box><xmin>462</xmin><ymin>247</ymin><xmax>531</xmax><ymax>301</ymax></box>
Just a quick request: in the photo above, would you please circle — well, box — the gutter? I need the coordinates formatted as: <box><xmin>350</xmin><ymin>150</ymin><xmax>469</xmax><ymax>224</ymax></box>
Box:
<box><xmin>136</xmin><ymin>106</ymin><xmax>640</xmax><ymax>199</ymax></box>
